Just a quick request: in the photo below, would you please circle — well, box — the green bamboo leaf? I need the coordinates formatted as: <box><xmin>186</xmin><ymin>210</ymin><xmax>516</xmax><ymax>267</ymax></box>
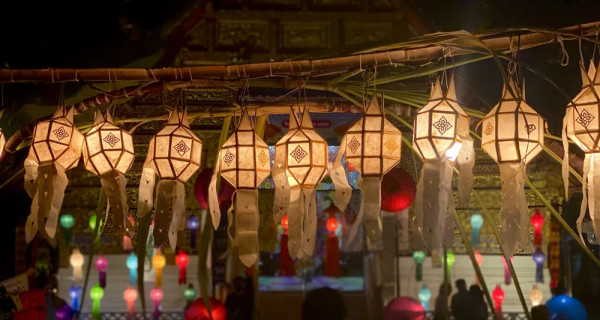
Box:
<box><xmin>198</xmin><ymin>216</ymin><xmax>214</xmax><ymax>320</ymax></box>
<box><xmin>136</xmin><ymin>213</ymin><xmax>152</xmax><ymax>317</ymax></box>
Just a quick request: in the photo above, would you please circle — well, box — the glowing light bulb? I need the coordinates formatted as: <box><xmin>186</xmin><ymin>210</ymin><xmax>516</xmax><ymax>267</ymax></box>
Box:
<box><xmin>183</xmin><ymin>284</ymin><xmax>197</xmax><ymax>302</ymax></box>
<box><xmin>418</xmin><ymin>285</ymin><xmax>432</xmax><ymax>311</ymax></box>
<box><xmin>123</xmin><ymin>286</ymin><xmax>137</xmax><ymax>315</ymax></box>
<box><xmin>150</xmin><ymin>288</ymin><xmax>163</xmax><ymax>320</ymax></box>
<box><xmin>187</xmin><ymin>215</ymin><xmax>200</xmax><ymax>248</ymax></box>
<box><xmin>492</xmin><ymin>284</ymin><xmax>505</xmax><ymax>313</ymax></box>
<box><xmin>176</xmin><ymin>250</ymin><xmax>189</xmax><ymax>285</ymax></box>
<box><xmin>126</xmin><ymin>252</ymin><xmax>138</xmax><ymax>285</ymax></box>
<box><xmin>470</xmin><ymin>213</ymin><xmax>483</xmax><ymax>247</ymax></box>
<box><xmin>529</xmin><ymin>284</ymin><xmax>543</xmax><ymax>306</ymax></box>
<box><xmin>90</xmin><ymin>285</ymin><xmax>104</xmax><ymax>320</ymax></box>
<box><xmin>69</xmin><ymin>285</ymin><xmax>82</xmax><ymax>312</ymax></box>
<box><xmin>60</xmin><ymin>214</ymin><xmax>75</xmax><ymax>244</ymax></box>
<box><xmin>70</xmin><ymin>248</ymin><xmax>84</xmax><ymax>284</ymax></box>
<box><xmin>95</xmin><ymin>255</ymin><xmax>108</xmax><ymax>288</ymax></box>
<box><xmin>412</xmin><ymin>251</ymin><xmax>426</xmax><ymax>281</ymax></box>
<box><xmin>533</xmin><ymin>248</ymin><xmax>546</xmax><ymax>283</ymax></box>
<box><xmin>152</xmin><ymin>251</ymin><xmax>166</xmax><ymax>288</ymax></box>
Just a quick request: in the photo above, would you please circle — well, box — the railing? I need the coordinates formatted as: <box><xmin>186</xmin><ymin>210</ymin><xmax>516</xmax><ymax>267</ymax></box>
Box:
<box><xmin>425</xmin><ymin>312</ymin><xmax>528</xmax><ymax>320</ymax></box>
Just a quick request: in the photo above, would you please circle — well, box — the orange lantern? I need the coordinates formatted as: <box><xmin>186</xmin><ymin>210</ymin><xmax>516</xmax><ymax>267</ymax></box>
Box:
<box><xmin>279</xmin><ymin>214</ymin><xmax>295</xmax><ymax>276</ymax></box>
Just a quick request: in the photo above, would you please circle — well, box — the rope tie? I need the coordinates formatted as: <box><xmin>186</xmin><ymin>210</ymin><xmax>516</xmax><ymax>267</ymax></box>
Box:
<box><xmin>556</xmin><ymin>35</ymin><xmax>569</xmax><ymax>66</ymax></box>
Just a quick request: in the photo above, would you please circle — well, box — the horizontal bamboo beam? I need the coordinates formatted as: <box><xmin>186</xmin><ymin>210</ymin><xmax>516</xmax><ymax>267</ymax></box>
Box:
<box><xmin>0</xmin><ymin>22</ymin><xmax>598</xmax><ymax>83</ymax></box>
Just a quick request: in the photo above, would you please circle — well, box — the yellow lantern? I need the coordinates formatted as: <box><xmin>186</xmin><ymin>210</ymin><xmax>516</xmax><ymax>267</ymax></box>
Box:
<box><xmin>70</xmin><ymin>248</ymin><xmax>85</xmax><ymax>284</ymax></box>
<box><xmin>529</xmin><ymin>284</ymin><xmax>543</xmax><ymax>306</ymax></box>
<box><xmin>24</xmin><ymin>106</ymin><xmax>83</xmax><ymax>244</ymax></box>
<box><xmin>83</xmin><ymin>111</ymin><xmax>135</xmax><ymax>236</ymax></box>
<box><xmin>138</xmin><ymin>108</ymin><xmax>202</xmax><ymax>249</ymax></box>
<box><xmin>273</xmin><ymin>107</ymin><xmax>328</xmax><ymax>259</ymax></box>
<box><xmin>481</xmin><ymin>77</ymin><xmax>545</xmax><ymax>259</ymax></box>
<box><xmin>152</xmin><ymin>250</ymin><xmax>166</xmax><ymax>288</ymax></box>
<box><xmin>562</xmin><ymin>59</ymin><xmax>600</xmax><ymax>240</ymax></box>
<box><xmin>412</xmin><ymin>76</ymin><xmax>473</xmax><ymax>251</ymax></box>
<box><xmin>331</xmin><ymin>95</ymin><xmax>402</xmax><ymax>243</ymax></box>
<box><xmin>208</xmin><ymin>109</ymin><xmax>270</xmax><ymax>267</ymax></box>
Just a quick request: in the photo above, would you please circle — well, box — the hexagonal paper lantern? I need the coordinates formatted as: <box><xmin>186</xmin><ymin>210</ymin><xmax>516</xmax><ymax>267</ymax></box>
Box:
<box><xmin>481</xmin><ymin>78</ymin><xmax>545</xmax><ymax>259</ymax></box>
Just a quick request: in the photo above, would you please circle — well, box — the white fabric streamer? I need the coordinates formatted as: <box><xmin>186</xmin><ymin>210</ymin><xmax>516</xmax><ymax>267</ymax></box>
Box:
<box><xmin>236</xmin><ymin>189</ymin><xmax>260</xmax><ymax>267</ymax></box>
<box><xmin>499</xmin><ymin>163</ymin><xmax>529</xmax><ymax>260</ymax></box>
<box><xmin>100</xmin><ymin>171</ymin><xmax>128</xmax><ymax>236</ymax></box>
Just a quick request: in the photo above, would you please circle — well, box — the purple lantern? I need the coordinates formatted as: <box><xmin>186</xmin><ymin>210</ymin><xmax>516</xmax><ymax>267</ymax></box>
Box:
<box><xmin>95</xmin><ymin>255</ymin><xmax>108</xmax><ymax>288</ymax></box>
<box><xmin>533</xmin><ymin>248</ymin><xmax>546</xmax><ymax>283</ymax></box>
<box><xmin>187</xmin><ymin>215</ymin><xmax>200</xmax><ymax>248</ymax></box>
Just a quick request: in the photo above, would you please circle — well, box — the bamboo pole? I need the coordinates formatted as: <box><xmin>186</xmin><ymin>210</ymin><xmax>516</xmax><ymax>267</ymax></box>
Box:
<box><xmin>0</xmin><ymin>22</ymin><xmax>599</xmax><ymax>83</ymax></box>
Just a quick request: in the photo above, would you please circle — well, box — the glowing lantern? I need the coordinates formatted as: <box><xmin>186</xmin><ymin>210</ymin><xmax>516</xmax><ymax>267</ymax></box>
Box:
<box><xmin>69</xmin><ymin>285</ymin><xmax>82</xmax><ymax>312</ymax></box>
<box><xmin>380</xmin><ymin>167</ymin><xmax>416</xmax><ymax>212</ymax></box>
<box><xmin>563</xmin><ymin>59</ymin><xmax>600</xmax><ymax>240</ymax></box>
<box><xmin>324</xmin><ymin>211</ymin><xmax>340</xmax><ymax>277</ymax></box>
<box><xmin>95</xmin><ymin>255</ymin><xmax>108</xmax><ymax>288</ymax></box>
<box><xmin>326</xmin><ymin>216</ymin><xmax>339</xmax><ymax>236</ymax></box>
<box><xmin>60</xmin><ymin>214</ymin><xmax>74</xmax><ymax>244</ymax></box>
<box><xmin>208</xmin><ymin>109</ymin><xmax>270</xmax><ymax>267</ymax></box>
<box><xmin>443</xmin><ymin>252</ymin><xmax>455</xmax><ymax>283</ymax></box>
<box><xmin>412</xmin><ymin>251</ymin><xmax>426</xmax><ymax>281</ymax></box>
<box><xmin>281</xmin><ymin>214</ymin><xmax>289</xmax><ymax>233</ymax></box>
<box><xmin>138</xmin><ymin>108</ymin><xmax>202</xmax><ymax>249</ymax></box>
<box><xmin>176</xmin><ymin>250</ymin><xmax>189</xmax><ymax>285</ymax></box>
<box><xmin>90</xmin><ymin>284</ymin><xmax>104</xmax><ymax>320</ymax></box>
<box><xmin>123</xmin><ymin>285</ymin><xmax>137</xmax><ymax>316</ymax></box>
<box><xmin>89</xmin><ymin>214</ymin><xmax>98</xmax><ymax>230</ymax></box>
<box><xmin>82</xmin><ymin>111</ymin><xmax>134</xmax><ymax>237</ymax></box>
<box><xmin>279</xmin><ymin>214</ymin><xmax>295</xmax><ymax>276</ymax></box>
<box><xmin>501</xmin><ymin>256</ymin><xmax>513</xmax><ymax>285</ymax></box>
<box><xmin>492</xmin><ymin>284</ymin><xmax>505</xmax><ymax>313</ymax></box>
<box><xmin>473</xmin><ymin>250</ymin><xmax>483</xmax><ymax>285</ymax></box>
<box><xmin>332</xmin><ymin>96</ymin><xmax>402</xmax><ymax>243</ymax></box>
<box><xmin>531</xmin><ymin>210</ymin><xmax>545</xmax><ymax>246</ymax></box>
<box><xmin>70</xmin><ymin>248</ymin><xmax>84</xmax><ymax>284</ymax></box>
<box><xmin>529</xmin><ymin>284</ymin><xmax>543</xmax><ymax>306</ymax></box>
<box><xmin>150</xmin><ymin>288</ymin><xmax>164</xmax><ymax>320</ymax></box>
<box><xmin>413</xmin><ymin>76</ymin><xmax>473</xmax><ymax>251</ymax></box>
<box><xmin>470</xmin><ymin>213</ymin><xmax>483</xmax><ymax>247</ymax></box>
<box><xmin>24</xmin><ymin>106</ymin><xmax>84</xmax><ymax>244</ymax></box>
<box><xmin>184</xmin><ymin>284</ymin><xmax>197</xmax><ymax>303</ymax></box>
<box><xmin>126</xmin><ymin>252</ymin><xmax>137</xmax><ymax>285</ymax></box>
<box><xmin>418</xmin><ymin>285</ymin><xmax>432</xmax><ymax>311</ymax></box>
<box><xmin>533</xmin><ymin>248</ymin><xmax>546</xmax><ymax>283</ymax></box>
<box><xmin>0</xmin><ymin>110</ymin><xmax>5</xmax><ymax>158</ymax></box>
<box><xmin>481</xmin><ymin>78</ymin><xmax>545</xmax><ymax>259</ymax></box>
<box><xmin>187</xmin><ymin>215</ymin><xmax>200</xmax><ymax>248</ymax></box>
<box><xmin>272</xmin><ymin>107</ymin><xmax>328</xmax><ymax>259</ymax></box>
<box><xmin>152</xmin><ymin>251</ymin><xmax>166</xmax><ymax>288</ymax></box>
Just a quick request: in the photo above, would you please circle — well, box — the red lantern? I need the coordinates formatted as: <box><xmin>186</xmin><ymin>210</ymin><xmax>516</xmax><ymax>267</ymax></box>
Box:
<box><xmin>381</xmin><ymin>167</ymin><xmax>416</xmax><ymax>211</ymax></box>
<box><xmin>185</xmin><ymin>297</ymin><xmax>226</xmax><ymax>320</ymax></box>
<box><xmin>531</xmin><ymin>209</ymin><xmax>545</xmax><ymax>246</ymax></box>
<box><xmin>279</xmin><ymin>214</ymin><xmax>295</xmax><ymax>276</ymax></box>
<box><xmin>194</xmin><ymin>168</ymin><xmax>213</xmax><ymax>209</ymax></box>
<box><xmin>492</xmin><ymin>284</ymin><xmax>505</xmax><ymax>313</ymax></box>
<box><xmin>324</xmin><ymin>208</ymin><xmax>340</xmax><ymax>277</ymax></box>
<box><xmin>281</xmin><ymin>214</ymin><xmax>289</xmax><ymax>234</ymax></box>
<box><xmin>176</xmin><ymin>250</ymin><xmax>189</xmax><ymax>285</ymax></box>
<box><xmin>347</xmin><ymin>160</ymin><xmax>355</xmax><ymax>172</ymax></box>
<box><xmin>326</xmin><ymin>216</ymin><xmax>339</xmax><ymax>236</ymax></box>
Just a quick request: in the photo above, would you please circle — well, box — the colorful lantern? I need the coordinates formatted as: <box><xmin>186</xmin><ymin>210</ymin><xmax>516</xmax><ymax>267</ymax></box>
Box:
<box><xmin>529</xmin><ymin>284</ymin><xmax>543</xmax><ymax>306</ymax></box>
<box><xmin>176</xmin><ymin>250</ymin><xmax>189</xmax><ymax>285</ymax></box>
<box><xmin>184</xmin><ymin>284</ymin><xmax>197</xmax><ymax>303</ymax></box>
<box><xmin>473</xmin><ymin>249</ymin><xmax>483</xmax><ymax>285</ymax></box>
<box><xmin>332</xmin><ymin>96</ymin><xmax>402</xmax><ymax>243</ymax></box>
<box><xmin>152</xmin><ymin>251</ymin><xmax>166</xmax><ymax>288</ymax></box>
<box><xmin>123</xmin><ymin>286</ymin><xmax>137</xmax><ymax>316</ymax></box>
<box><xmin>279</xmin><ymin>214</ymin><xmax>295</xmax><ymax>276</ymax></box>
<box><xmin>412</xmin><ymin>251</ymin><xmax>426</xmax><ymax>281</ymax></box>
<box><xmin>531</xmin><ymin>210</ymin><xmax>545</xmax><ymax>246</ymax></box>
<box><xmin>272</xmin><ymin>107</ymin><xmax>328</xmax><ymax>259</ymax></box>
<box><xmin>89</xmin><ymin>214</ymin><xmax>98</xmax><ymax>231</ymax></box>
<box><xmin>24</xmin><ymin>106</ymin><xmax>84</xmax><ymax>244</ymax></box>
<box><xmin>492</xmin><ymin>284</ymin><xmax>505</xmax><ymax>313</ymax></box>
<box><xmin>60</xmin><ymin>214</ymin><xmax>74</xmax><ymax>244</ymax></box>
<box><xmin>69</xmin><ymin>285</ymin><xmax>82</xmax><ymax>312</ymax></box>
<box><xmin>138</xmin><ymin>108</ymin><xmax>202</xmax><ymax>249</ymax></box>
<box><xmin>90</xmin><ymin>284</ymin><xmax>104</xmax><ymax>320</ymax></box>
<box><xmin>443</xmin><ymin>252</ymin><xmax>455</xmax><ymax>283</ymax></box>
<box><xmin>470</xmin><ymin>213</ymin><xmax>483</xmax><ymax>247</ymax></box>
<box><xmin>70</xmin><ymin>248</ymin><xmax>84</xmax><ymax>284</ymax></box>
<box><xmin>413</xmin><ymin>77</ymin><xmax>473</xmax><ymax>251</ymax></box>
<box><xmin>95</xmin><ymin>255</ymin><xmax>108</xmax><ymax>288</ymax></box>
<box><xmin>185</xmin><ymin>297</ymin><xmax>227</xmax><ymax>320</ymax></box>
<box><xmin>150</xmin><ymin>288</ymin><xmax>163</xmax><ymax>320</ymax></box>
<box><xmin>209</xmin><ymin>109</ymin><xmax>270</xmax><ymax>267</ymax></box>
<box><xmin>126</xmin><ymin>252</ymin><xmax>137</xmax><ymax>285</ymax></box>
<box><xmin>0</xmin><ymin>110</ymin><xmax>5</xmax><ymax>159</ymax></box>
<box><xmin>562</xmin><ymin>59</ymin><xmax>600</xmax><ymax>241</ymax></box>
<box><xmin>533</xmin><ymin>248</ymin><xmax>546</xmax><ymax>283</ymax></box>
<box><xmin>501</xmin><ymin>255</ymin><xmax>513</xmax><ymax>285</ymax></box>
<box><xmin>324</xmin><ymin>213</ymin><xmax>340</xmax><ymax>277</ymax></box>
<box><xmin>380</xmin><ymin>167</ymin><xmax>416</xmax><ymax>212</ymax></box>
<box><xmin>418</xmin><ymin>285</ymin><xmax>432</xmax><ymax>311</ymax></box>
<box><xmin>481</xmin><ymin>78</ymin><xmax>544</xmax><ymax>259</ymax></box>
<box><xmin>187</xmin><ymin>215</ymin><xmax>200</xmax><ymax>248</ymax></box>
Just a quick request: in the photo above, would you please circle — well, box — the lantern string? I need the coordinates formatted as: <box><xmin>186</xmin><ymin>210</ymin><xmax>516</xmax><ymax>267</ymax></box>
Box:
<box><xmin>556</xmin><ymin>35</ymin><xmax>570</xmax><ymax>67</ymax></box>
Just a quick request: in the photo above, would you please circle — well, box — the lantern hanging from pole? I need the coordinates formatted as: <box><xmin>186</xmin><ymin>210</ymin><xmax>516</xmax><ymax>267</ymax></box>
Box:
<box><xmin>492</xmin><ymin>284</ymin><xmax>505</xmax><ymax>313</ymax></box>
<box><xmin>481</xmin><ymin>77</ymin><xmax>545</xmax><ymax>260</ymax></box>
<box><xmin>533</xmin><ymin>248</ymin><xmax>546</xmax><ymax>283</ymax></box>
<box><xmin>60</xmin><ymin>214</ymin><xmax>74</xmax><ymax>245</ymax></box>
<box><xmin>70</xmin><ymin>248</ymin><xmax>84</xmax><ymax>284</ymax></box>
<box><xmin>123</xmin><ymin>285</ymin><xmax>137</xmax><ymax>316</ymax></box>
<box><xmin>418</xmin><ymin>285</ymin><xmax>431</xmax><ymax>311</ymax></box>
<box><xmin>208</xmin><ymin>108</ymin><xmax>270</xmax><ymax>267</ymax></box>
<box><xmin>95</xmin><ymin>255</ymin><xmax>108</xmax><ymax>288</ymax></box>
<box><xmin>90</xmin><ymin>284</ymin><xmax>104</xmax><ymax>320</ymax></box>
<box><xmin>332</xmin><ymin>95</ymin><xmax>402</xmax><ymax>243</ymax></box>
<box><xmin>443</xmin><ymin>251</ymin><xmax>455</xmax><ymax>283</ymax></box>
<box><xmin>562</xmin><ymin>59</ymin><xmax>600</xmax><ymax>241</ymax></box>
<box><xmin>470</xmin><ymin>213</ymin><xmax>483</xmax><ymax>247</ymax></box>
<box><xmin>501</xmin><ymin>255</ymin><xmax>513</xmax><ymax>285</ymax></box>
<box><xmin>0</xmin><ymin>110</ymin><xmax>5</xmax><ymax>158</ymax></box>
<box><xmin>279</xmin><ymin>214</ymin><xmax>295</xmax><ymax>276</ymax></box>
<box><xmin>150</xmin><ymin>288</ymin><xmax>163</xmax><ymax>320</ymax></box>
<box><xmin>531</xmin><ymin>209</ymin><xmax>545</xmax><ymax>246</ymax></box>
<box><xmin>413</xmin><ymin>76</ymin><xmax>473</xmax><ymax>251</ymax></box>
<box><xmin>126</xmin><ymin>252</ymin><xmax>137</xmax><ymax>285</ymax></box>
<box><xmin>529</xmin><ymin>284</ymin><xmax>543</xmax><ymax>306</ymax></box>
<box><xmin>176</xmin><ymin>250</ymin><xmax>189</xmax><ymax>285</ymax></box>
<box><xmin>272</xmin><ymin>107</ymin><xmax>328</xmax><ymax>259</ymax></box>
<box><xmin>187</xmin><ymin>215</ymin><xmax>200</xmax><ymax>248</ymax></box>
<box><xmin>324</xmin><ymin>207</ymin><xmax>340</xmax><ymax>277</ymax></box>
<box><xmin>153</xmin><ymin>250</ymin><xmax>166</xmax><ymax>288</ymax></box>
<box><xmin>138</xmin><ymin>108</ymin><xmax>202</xmax><ymax>249</ymax></box>
<box><xmin>83</xmin><ymin>111</ymin><xmax>135</xmax><ymax>237</ymax></box>
<box><xmin>412</xmin><ymin>251</ymin><xmax>425</xmax><ymax>281</ymax></box>
<box><xmin>69</xmin><ymin>285</ymin><xmax>82</xmax><ymax>312</ymax></box>
<box><xmin>184</xmin><ymin>284</ymin><xmax>197</xmax><ymax>305</ymax></box>
<box><xmin>24</xmin><ymin>106</ymin><xmax>83</xmax><ymax>245</ymax></box>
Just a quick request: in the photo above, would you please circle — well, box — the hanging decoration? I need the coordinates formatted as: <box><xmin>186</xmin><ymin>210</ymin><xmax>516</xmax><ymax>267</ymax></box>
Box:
<box><xmin>138</xmin><ymin>107</ymin><xmax>202</xmax><ymax>249</ymax></box>
<box><xmin>126</xmin><ymin>252</ymin><xmax>137</xmax><ymax>285</ymax></box>
<box><xmin>0</xmin><ymin>110</ymin><xmax>5</xmax><ymax>158</ymax></box>
<box><xmin>332</xmin><ymin>95</ymin><xmax>402</xmax><ymax>243</ymax></box>
<box><xmin>380</xmin><ymin>167</ymin><xmax>416</xmax><ymax>212</ymax></box>
<box><xmin>473</xmin><ymin>249</ymin><xmax>483</xmax><ymax>285</ymax></box>
<box><xmin>492</xmin><ymin>284</ymin><xmax>505</xmax><ymax>313</ymax></box>
<box><xmin>412</xmin><ymin>251</ymin><xmax>425</xmax><ymax>282</ymax></box>
<box><xmin>184</xmin><ymin>284</ymin><xmax>197</xmax><ymax>305</ymax></box>
<box><xmin>531</xmin><ymin>209</ymin><xmax>545</xmax><ymax>246</ymax></box>
<box><xmin>272</xmin><ymin>107</ymin><xmax>328</xmax><ymax>259</ymax></box>
<box><xmin>481</xmin><ymin>77</ymin><xmax>544</xmax><ymax>259</ymax></box>
<box><xmin>208</xmin><ymin>108</ymin><xmax>270</xmax><ymax>267</ymax></box>
<box><xmin>89</xmin><ymin>214</ymin><xmax>99</xmax><ymax>231</ymax></box>
<box><xmin>413</xmin><ymin>76</ymin><xmax>472</xmax><ymax>251</ymax></box>
<box><xmin>418</xmin><ymin>285</ymin><xmax>431</xmax><ymax>311</ymax></box>
<box><xmin>187</xmin><ymin>215</ymin><xmax>200</xmax><ymax>249</ymax></box>
<box><xmin>123</xmin><ymin>286</ymin><xmax>137</xmax><ymax>317</ymax></box>
<box><xmin>501</xmin><ymin>256</ymin><xmax>513</xmax><ymax>285</ymax></box>
<box><xmin>443</xmin><ymin>252</ymin><xmax>455</xmax><ymax>283</ymax></box>
<box><xmin>83</xmin><ymin>111</ymin><xmax>135</xmax><ymax>237</ymax></box>
<box><xmin>176</xmin><ymin>250</ymin><xmax>189</xmax><ymax>285</ymax></box>
<box><xmin>470</xmin><ymin>213</ymin><xmax>483</xmax><ymax>247</ymax></box>
<box><xmin>95</xmin><ymin>255</ymin><xmax>108</xmax><ymax>288</ymax></box>
<box><xmin>60</xmin><ymin>214</ymin><xmax>74</xmax><ymax>245</ymax></box>
<box><xmin>529</xmin><ymin>284</ymin><xmax>543</xmax><ymax>306</ymax></box>
<box><xmin>90</xmin><ymin>284</ymin><xmax>104</xmax><ymax>320</ymax></box>
<box><xmin>24</xmin><ymin>106</ymin><xmax>84</xmax><ymax>244</ymax></box>
<box><xmin>324</xmin><ymin>211</ymin><xmax>340</xmax><ymax>277</ymax></box>
<box><xmin>69</xmin><ymin>285</ymin><xmax>82</xmax><ymax>312</ymax></box>
<box><xmin>279</xmin><ymin>214</ymin><xmax>295</xmax><ymax>276</ymax></box>
<box><xmin>70</xmin><ymin>248</ymin><xmax>84</xmax><ymax>284</ymax></box>
<box><xmin>153</xmin><ymin>251</ymin><xmax>166</xmax><ymax>288</ymax></box>
<box><xmin>533</xmin><ymin>248</ymin><xmax>546</xmax><ymax>283</ymax></box>
<box><xmin>150</xmin><ymin>288</ymin><xmax>163</xmax><ymax>320</ymax></box>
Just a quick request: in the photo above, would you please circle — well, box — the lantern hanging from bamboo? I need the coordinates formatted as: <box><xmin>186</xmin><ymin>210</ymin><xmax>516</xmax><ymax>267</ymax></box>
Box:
<box><xmin>70</xmin><ymin>248</ymin><xmax>84</xmax><ymax>284</ymax></box>
<box><xmin>331</xmin><ymin>95</ymin><xmax>403</xmax><ymax>244</ymax></box>
<box><xmin>138</xmin><ymin>108</ymin><xmax>202</xmax><ymax>249</ymax></box>
<box><xmin>83</xmin><ymin>111</ymin><xmax>135</xmax><ymax>237</ymax></box>
<box><xmin>0</xmin><ymin>110</ymin><xmax>5</xmax><ymax>159</ymax></box>
<box><xmin>531</xmin><ymin>209</ymin><xmax>545</xmax><ymax>246</ymax></box>
<box><xmin>95</xmin><ymin>255</ymin><xmax>108</xmax><ymax>288</ymax></box>
<box><xmin>562</xmin><ymin>59</ymin><xmax>600</xmax><ymax>241</ymax></box>
<box><xmin>413</xmin><ymin>76</ymin><xmax>473</xmax><ymax>251</ymax></box>
<box><xmin>90</xmin><ymin>285</ymin><xmax>104</xmax><ymax>320</ymax></box>
<box><xmin>481</xmin><ymin>77</ymin><xmax>544</xmax><ymax>259</ymax></box>
<box><xmin>533</xmin><ymin>248</ymin><xmax>546</xmax><ymax>283</ymax></box>
<box><xmin>272</xmin><ymin>107</ymin><xmax>328</xmax><ymax>259</ymax></box>
<box><xmin>208</xmin><ymin>109</ymin><xmax>270</xmax><ymax>267</ymax></box>
<box><xmin>176</xmin><ymin>250</ymin><xmax>189</xmax><ymax>285</ymax></box>
<box><xmin>123</xmin><ymin>286</ymin><xmax>137</xmax><ymax>316</ymax></box>
<box><xmin>529</xmin><ymin>284</ymin><xmax>543</xmax><ymax>306</ymax></box>
<box><xmin>24</xmin><ymin>106</ymin><xmax>83</xmax><ymax>244</ymax></box>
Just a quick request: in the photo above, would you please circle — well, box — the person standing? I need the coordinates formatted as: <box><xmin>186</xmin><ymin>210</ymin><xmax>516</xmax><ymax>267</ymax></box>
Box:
<box><xmin>469</xmin><ymin>285</ymin><xmax>488</xmax><ymax>320</ymax></box>
<box><xmin>433</xmin><ymin>283</ymin><xmax>452</xmax><ymax>320</ymax></box>
<box><xmin>450</xmin><ymin>279</ymin><xmax>472</xmax><ymax>320</ymax></box>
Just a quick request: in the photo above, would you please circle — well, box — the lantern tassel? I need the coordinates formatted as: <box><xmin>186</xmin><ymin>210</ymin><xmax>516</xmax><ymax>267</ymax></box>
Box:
<box><xmin>585</xmin><ymin>154</ymin><xmax>600</xmax><ymax>240</ymax></box>
<box><xmin>562</xmin><ymin>109</ymin><xmax>571</xmax><ymax>201</ymax></box>
<box><xmin>25</xmin><ymin>162</ymin><xmax>67</xmax><ymax>246</ymax></box>
<box><xmin>153</xmin><ymin>180</ymin><xmax>186</xmax><ymax>249</ymax></box>
<box><xmin>272</xmin><ymin>153</ymin><xmax>291</xmax><ymax>224</ymax></box>
<box><xmin>235</xmin><ymin>189</ymin><xmax>260</xmax><ymax>267</ymax></box>
<box><xmin>471</xmin><ymin>228</ymin><xmax>481</xmax><ymax>247</ymax></box>
<box><xmin>330</xmin><ymin>135</ymin><xmax>351</xmax><ymax>212</ymax></box>
<box><xmin>302</xmin><ymin>188</ymin><xmax>318</xmax><ymax>257</ymax></box>
<box><xmin>208</xmin><ymin>158</ymin><xmax>222</xmax><ymax>229</ymax></box>
<box><xmin>499</xmin><ymin>163</ymin><xmax>530</xmax><ymax>260</ymax></box>
<box><xmin>137</xmin><ymin>167</ymin><xmax>156</xmax><ymax>217</ymax></box>
<box><xmin>287</xmin><ymin>188</ymin><xmax>305</xmax><ymax>259</ymax></box>
<box><xmin>457</xmin><ymin>133</ymin><xmax>475</xmax><ymax>205</ymax></box>
<box><xmin>100</xmin><ymin>171</ymin><xmax>129</xmax><ymax>236</ymax></box>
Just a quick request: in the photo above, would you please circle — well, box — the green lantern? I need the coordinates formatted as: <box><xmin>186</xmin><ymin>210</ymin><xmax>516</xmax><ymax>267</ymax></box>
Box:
<box><xmin>60</xmin><ymin>214</ymin><xmax>74</xmax><ymax>244</ymax></box>
<box><xmin>90</xmin><ymin>284</ymin><xmax>104</xmax><ymax>320</ymax></box>
<box><xmin>412</xmin><ymin>251</ymin><xmax>426</xmax><ymax>281</ymax></box>
<box><xmin>183</xmin><ymin>284</ymin><xmax>197</xmax><ymax>303</ymax></box>
<box><xmin>89</xmin><ymin>214</ymin><xmax>102</xmax><ymax>232</ymax></box>
<box><xmin>442</xmin><ymin>252</ymin><xmax>455</xmax><ymax>283</ymax></box>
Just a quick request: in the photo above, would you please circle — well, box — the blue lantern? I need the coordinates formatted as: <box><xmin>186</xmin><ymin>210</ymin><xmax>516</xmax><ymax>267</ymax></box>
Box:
<box><xmin>69</xmin><ymin>285</ymin><xmax>82</xmax><ymax>311</ymax></box>
<box><xmin>418</xmin><ymin>285</ymin><xmax>431</xmax><ymax>311</ymax></box>
<box><xmin>546</xmin><ymin>295</ymin><xmax>587</xmax><ymax>320</ymax></box>
<box><xmin>532</xmin><ymin>248</ymin><xmax>545</xmax><ymax>283</ymax></box>
<box><xmin>187</xmin><ymin>215</ymin><xmax>200</xmax><ymax>248</ymax></box>
<box><xmin>470</xmin><ymin>213</ymin><xmax>483</xmax><ymax>247</ymax></box>
<box><xmin>126</xmin><ymin>252</ymin><xmax>138</xmax><ymax>285</ymax></box>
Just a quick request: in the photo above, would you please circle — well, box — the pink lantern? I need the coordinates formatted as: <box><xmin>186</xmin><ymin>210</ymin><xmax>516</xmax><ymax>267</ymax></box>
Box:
<box><xmin>492</xmin><ymin>284</ymin><xmax>505</xmax><ymax>313</ymax></box>
<box><xmin>123</xmin><ymin>286</ymin><xmax>137</xmax><ymax>316</ymax></box>
<box><xmin>95</xmin><ymin>255</ymin><xmax>108</xmax><ymax>288</ymax></box>
<box><xmin>383</xmin><ymin>296</ymin><xmax>426</xmax><ymax>320</ymax></box>
<box><xmin>501</xmin><ymin>255</ymin><xmax>513</xmax><ymax>285</ymax></box>
<box><xmin>150</xmin><ymin>288</ymin><xmax>164</xmax><ymax>320</ymax></box>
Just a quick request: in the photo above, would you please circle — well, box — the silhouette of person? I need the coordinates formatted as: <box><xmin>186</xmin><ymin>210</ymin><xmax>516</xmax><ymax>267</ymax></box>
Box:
<box><xmin>531</xmin><ymin>305</ymin><xmax>550</xmax><ymax>320</ymax></box>
<box><xmin>433</xmin><ymin>283</ymin><xmax>452</xmax><ymax>320</ymax></box>
<box><xmin>225</xmin><ymin>276</ymin><xmax>253</xmax><ymax>320</ymax></box>
<box><xmin>302</xmin><ymin>287</ymin><xmax>346</xmax><ymax>320</ymax></box>
<box><xmin>451</xmin><ymin>279</ymin><xmax>472</xmax><ymax>320</ymax></box>
<box><xmin>469</xmin><ymin>285</ymin><xmax>488</xmax><ymax>320</ymax></box>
